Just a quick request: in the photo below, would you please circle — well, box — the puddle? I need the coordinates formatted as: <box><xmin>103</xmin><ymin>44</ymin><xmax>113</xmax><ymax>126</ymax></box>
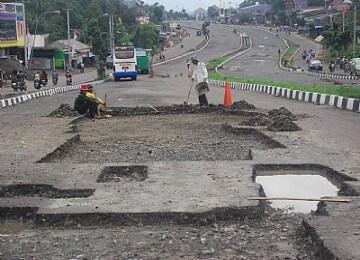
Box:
<box><xmin>256</xmin><ymin>171</ymin><xmax>339</xmax><ymax>213</ymax></box>
<box><xmin>0</xmin><ymin>220</ymin><xmax>26</xmax><ymax>236</ymax></box>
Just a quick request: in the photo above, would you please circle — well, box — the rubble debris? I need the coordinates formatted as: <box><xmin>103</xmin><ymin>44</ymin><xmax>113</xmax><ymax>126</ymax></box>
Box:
<box><xmin>48</xmin><ymin>104</ymin><xmax>79</xmax><ymax>118</ymax></box>
<box><xmin>267</xmin><ymin>117</ymin><xmax>301</xmax><ymax>132</ymax></box>
<box><xmin>240</xmin><ymin>115</ymin><xmax>270</xmax><ymax>126</ymax></box>
<box><xmin>268</xmin><ymin>107</ymin><xmax>296</xmax><ymax>121</ymax></box>
<box><xmin>231</xmin><ymin>100</ymin><xmax>256</xmax><ymax>110</ymax></box>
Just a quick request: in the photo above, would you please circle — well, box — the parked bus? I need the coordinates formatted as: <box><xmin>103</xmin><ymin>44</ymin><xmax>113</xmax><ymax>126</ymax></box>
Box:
<box><xmin>113</xmin><ymin>45</ymin><xmax>137</xmax><ymax>81</ymax></box>
<box><xmin>136</xmin><ymin>48</ymin><xmax>150</xmax><ymax>74</ymax></box>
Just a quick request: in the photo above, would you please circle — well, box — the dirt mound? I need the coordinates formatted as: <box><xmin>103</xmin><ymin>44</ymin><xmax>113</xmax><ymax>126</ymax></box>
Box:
<box><xmin>240</xmin><ymin>115</ymin><xmax>270</xmax><ymax>127</ymax></box>
<box><xmin>267</xmin><ymin>116</ymin><xmax>301</xmax><ymax>132</ymax></box>
<box><xmin>232</xmin><ymin>100</ymin><xmax>256</xmax><ymax>110</ymax></box>
<box><xmin>48</xmin><ymin>104</ymin><xmax>79</xmax><ymax>118</ymax></box>
<box><xmin>107</xmin><ymin>104</ymin><xmax>258</xmax><ymax>117</ymax></box>
<box><xmin>268</xmin><ymin>107</ymin><xmax>296</xmax><ymax>121</ymax></box>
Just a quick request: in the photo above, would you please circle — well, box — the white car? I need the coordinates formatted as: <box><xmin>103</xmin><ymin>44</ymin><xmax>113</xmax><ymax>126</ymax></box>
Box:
<box><xmin>350</xmin><ymin>58</ymin><xmax>360</xmax><ymax>76</ymax></box>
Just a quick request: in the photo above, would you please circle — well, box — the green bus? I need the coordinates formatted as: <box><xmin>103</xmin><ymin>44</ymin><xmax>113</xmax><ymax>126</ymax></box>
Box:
<box><xmin>136</xmin><ymin>48</ymin><xmax>150</xmax><ymax>74</ymax></box>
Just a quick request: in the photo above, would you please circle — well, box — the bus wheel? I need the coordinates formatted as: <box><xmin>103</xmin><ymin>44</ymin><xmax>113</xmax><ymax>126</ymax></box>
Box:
<box><xmin>132</xmin><ymin>77</ymin><xmax>137</xmax><ymax>81</ymax></box>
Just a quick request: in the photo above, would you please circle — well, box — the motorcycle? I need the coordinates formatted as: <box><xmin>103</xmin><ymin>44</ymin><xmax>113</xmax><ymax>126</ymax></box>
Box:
<box><xmin>11</xmin><ymin>79</ymin><xmax>19</xmax><ymax>91</ymax></box>
<box><xmin>18</xmin><ymin>81</ymin><xmax>26</xmax><ymax>91</ymax></box>
<box><xmin>66</xmin><ymin>77</ymin><xmax>72</xmax><ymax>86</ymax></box>
<box><xmin>34</xmin><ymin>79</ymin><xmax>41</xmax><ymax>90</ymax></box>
<box><xmin>52</xmin><ymin>77</ymin><xmax>58</xmax><ymax>86</ymax></box>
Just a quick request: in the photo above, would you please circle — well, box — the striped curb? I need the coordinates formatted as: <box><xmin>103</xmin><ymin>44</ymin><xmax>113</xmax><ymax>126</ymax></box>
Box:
<box><xmin>306</xmin><ymin>71</ymin><xmax>359</xmax><ymax>81</ymax></box>
<box><xmin>209</xmin><ymin>79</ymin><xmax>360</xmax><ymax>113</ymax></box>
<box><xmin>0</xmin><ymin>85</ymin><xmax>80</xmax><ymax>109</ymax></box>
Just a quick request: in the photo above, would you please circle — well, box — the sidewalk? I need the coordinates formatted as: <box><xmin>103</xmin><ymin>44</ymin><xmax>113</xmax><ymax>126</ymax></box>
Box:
<box><xmin>0</xmin><ymin>68</ymin><xmax>97</xmax><ymax>99</ymax></box>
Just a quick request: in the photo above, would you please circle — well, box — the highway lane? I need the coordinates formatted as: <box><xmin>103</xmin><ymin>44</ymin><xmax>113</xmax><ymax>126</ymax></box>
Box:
<box><xmin>221</xmin><ymin>26</ymin><xmax>359</xmax><ymax>86</ymax></box>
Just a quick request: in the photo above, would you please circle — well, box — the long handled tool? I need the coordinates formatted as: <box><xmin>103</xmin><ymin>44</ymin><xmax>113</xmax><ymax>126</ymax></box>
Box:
<box><xmin>248</xmin><ymin>197</ymin><xmax>351</xmax><ymax>203</ymax></box>
<box><xmin>185</xmin><ymin>81</ymin><xmax>194</xmax><ymax>105</ymax></box>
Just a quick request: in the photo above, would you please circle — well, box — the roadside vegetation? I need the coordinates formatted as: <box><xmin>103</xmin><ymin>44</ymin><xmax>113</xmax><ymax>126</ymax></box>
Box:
<box><xmin>207</xmin><ymin>58</ymin><xmax>360</xmax><ymax>98</ymax></box>
<box><xmin>282</xmin><ymin>41</ymin><xmax>300</xmax><ymax>66</ymax></box>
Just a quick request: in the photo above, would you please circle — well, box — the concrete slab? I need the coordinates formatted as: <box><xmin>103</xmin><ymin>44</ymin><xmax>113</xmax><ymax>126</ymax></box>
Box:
<box><xmin>303</xmin><ymin>197</ymin><xmax>360</xmax><ymax>260</ymax></box>
<box><xmin>0</xmin><ymin>161</ymin><xmax>262</xmax><ymax>225</ymax></box>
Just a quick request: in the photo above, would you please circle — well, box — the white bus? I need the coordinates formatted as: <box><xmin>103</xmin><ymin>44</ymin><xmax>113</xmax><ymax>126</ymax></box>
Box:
<box><xmin>113</xmin><ymin>45</ymin><xmax>138</xmax><ymax>81</ymax></box>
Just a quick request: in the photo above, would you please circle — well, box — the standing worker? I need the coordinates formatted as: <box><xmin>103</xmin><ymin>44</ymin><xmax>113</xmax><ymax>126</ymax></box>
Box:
<box><xmin>191</xmin><ymin>57</ymin><xmax>210</xmax><ymax>107</ymax></box>
<box><xmin>74</xmin><ymin>84</ymin><xmax>106</xmax><ymax>119</ymax></box>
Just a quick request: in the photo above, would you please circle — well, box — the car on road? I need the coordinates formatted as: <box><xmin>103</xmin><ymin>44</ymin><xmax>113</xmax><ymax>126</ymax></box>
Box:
<box><xmin>106</xmin><ymin>55</ymin><xmax>113</xmax><ymax>69</ymax></box>
<box><xmin>350</xmin><ymin>58</ymin><xmax>360</xmax><ymax>76</ymax></box>
<box><xmin>308</xmin><ymin>59</ymin><xmax>323</xmax><ymax>71</ymax></box>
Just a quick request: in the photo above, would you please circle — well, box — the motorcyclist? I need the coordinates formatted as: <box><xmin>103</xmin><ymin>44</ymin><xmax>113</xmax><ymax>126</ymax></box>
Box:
<box><xmin>40</xmin><ymin>70</ymin><xmax>48</xmax><ymax>85</ymax></box>
<box><xmin>34</xmin><ymin>71</ymin><xmax>41</xmax><ymax>81</ymax></box>
<box><xmin>51</xmin><ymin>70</ymin><xmax>58</xmax><ymax>80</ymax></box>
<box><xmin>65</xmin><ymin>70</ymin><xmax>72</xmax><ymax>84</ymax></box>
<box><xmin>17</xmin><ymin>70</ymin><xmax>26</xmax><ymax>84</ymax></box>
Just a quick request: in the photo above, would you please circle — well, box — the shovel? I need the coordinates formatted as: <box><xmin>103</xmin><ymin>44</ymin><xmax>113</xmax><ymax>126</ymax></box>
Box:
<box><xmin>185</xmin><ymin>81</ymin><xmax>194</xmax><ymax>105</ymax></box>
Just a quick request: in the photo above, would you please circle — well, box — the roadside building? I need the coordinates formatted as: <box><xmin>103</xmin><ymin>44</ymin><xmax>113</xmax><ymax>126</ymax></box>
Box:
<box><xmin>0</xmin><ymin>2</ymin><xmax>26</xmax><ymax>59</ymax></box>
<box><xmin>47</xmin><ymin>39</ymin><xmax>92</xmax><ymax>69</ymax></box>
<box><xmin>238</xmin><ymin>3</ymin><xmax>272</xmax><ymax>24</ymax></box>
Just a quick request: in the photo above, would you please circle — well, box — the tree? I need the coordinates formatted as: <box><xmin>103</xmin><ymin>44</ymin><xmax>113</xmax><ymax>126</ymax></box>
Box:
<box><xmin>133</xmin><ymin>23</ymin><xmax>158</xmax><ymax>49</ymax></box>
<box><xmin>207</xmin><ymin>6</ymin><xmax>219</xmax><ymax>21</ymax></box>
<box><xmin>88</xmin><ymin>18</ymin><xmax>107</xmax><ymax>61</ymax></box>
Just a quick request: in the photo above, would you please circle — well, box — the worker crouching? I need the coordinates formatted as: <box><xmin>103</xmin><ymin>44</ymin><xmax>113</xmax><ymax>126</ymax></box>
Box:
<box><xmin>74</xmin><ymin>84</ymin><xmax>106</xmax><ymax>119</ymax></box>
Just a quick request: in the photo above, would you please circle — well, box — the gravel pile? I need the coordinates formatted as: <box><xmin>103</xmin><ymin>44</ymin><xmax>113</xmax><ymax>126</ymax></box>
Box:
<box><xmin>48</xmin><ymin>104</ymin><xmax>79</xmax><ymax>118</ymax></box>
<box><xmin>240</xmin><ymin>115</ymin><xmax>271</xmax><ymax>127</ymax></box>
<box><xmin>241</xmin><ymin>107</ymin><xmax>301</xmax><ymax>132</ymax></box>
<box><xmin>232</xmin><ymin>100</ymin><xmax>256</xmax><ymax>110</ymax></box>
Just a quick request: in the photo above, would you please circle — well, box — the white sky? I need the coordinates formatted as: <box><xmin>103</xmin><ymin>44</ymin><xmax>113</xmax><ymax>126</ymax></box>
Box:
<box><xmin>143</xmin><ymin>0</ymin><xmax>221</xmax><ymax>12</ymax></box>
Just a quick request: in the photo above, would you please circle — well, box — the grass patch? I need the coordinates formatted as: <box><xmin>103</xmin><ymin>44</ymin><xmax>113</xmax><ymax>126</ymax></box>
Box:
<box><xmin>209</xmin><ymin>71</ymin><xmax>360</xmax><ymax>98</ymax></box>
<box><xmin>207</xmin><ymin>56</ymin><xmax>228</xmax><ymax>70</ymax></box>
<box><xmin>282</xmin><ymin>41</ymin><xmax>300</xmax><ymax>65</ymax></box>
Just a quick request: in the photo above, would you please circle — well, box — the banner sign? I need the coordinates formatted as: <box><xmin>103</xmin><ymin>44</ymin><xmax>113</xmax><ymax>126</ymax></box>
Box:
<box><xmin>0</xmin><ymin>2</ymin><xmax>25</xmax><ymax>48</ymax></box>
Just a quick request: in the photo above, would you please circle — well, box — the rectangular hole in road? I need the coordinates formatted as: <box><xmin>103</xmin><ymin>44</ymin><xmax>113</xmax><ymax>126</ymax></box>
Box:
<box><xmin>255</xmin><ymin>173</ymin><xmax>338</xmax><ymax>213</ymax></box>
<box><xmin>0</xmin><ymin>184</ymin><xmax>94</xmax><ymax>199</ymax></box>
<box><xmin>252</xmin><ymin>164</ymin><xmax>357</xmax><ymax>214</ymax></box>
<box><xmin>97</xmin><ymin>166</ymin><xmax>148</xmax><ymax>183</ymax></box>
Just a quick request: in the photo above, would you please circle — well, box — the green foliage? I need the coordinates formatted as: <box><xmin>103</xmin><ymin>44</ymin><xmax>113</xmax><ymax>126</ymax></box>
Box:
<box><xmin>22</xmin><ymin>0</ymin><xmax>165</xmax><ymax>60</ymax></box>
<box><xmin>133</xmin><ymin>23</ymin><xmax>158</xmax><ymax>49</ymax></box>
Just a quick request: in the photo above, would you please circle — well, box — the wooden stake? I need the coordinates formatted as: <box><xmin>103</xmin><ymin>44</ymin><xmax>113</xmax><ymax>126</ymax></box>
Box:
<box><xmin>248</xmin><ymin>197</ymin><xmax>351</xmax><ymax>203</ymax></box>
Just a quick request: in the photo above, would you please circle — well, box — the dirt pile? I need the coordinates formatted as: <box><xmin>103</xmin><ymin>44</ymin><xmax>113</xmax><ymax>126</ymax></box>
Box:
<box><xmin>240</xmin><ymin>115</ymin><xmax>271</xmax><ymax>127</ymax></box>
<box><xmin>267</xmin><ymin>107</ymin><xmax>300</xmax><ymax>132</ymax></box>
<box><xmin>48</xmin><ymin>104</ymin><xmax>79</xmax><ymax>118</ymax></box>
<box><xmin>107</xmin><ymin>104</ymin><xmax>258</xmax><ymax>117</ymax></box>
<box><xmin>241</xmin><ymin>107</ymin><xmax>301</xmax><ymax>132</ymax></box>
<box><xmin>232</xmin><ymin>100</ymin><xmax>256</xmax><ymax>110</ymax></box>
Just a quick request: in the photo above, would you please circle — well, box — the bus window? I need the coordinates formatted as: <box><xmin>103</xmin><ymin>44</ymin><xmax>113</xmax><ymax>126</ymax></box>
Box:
<box><xmin>115</xmin><ymin>50</ymin><xmax>134</xmax><ymax>59</ymax></box>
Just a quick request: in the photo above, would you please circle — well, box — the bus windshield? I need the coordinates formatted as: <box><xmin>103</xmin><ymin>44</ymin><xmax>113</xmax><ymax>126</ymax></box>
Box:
<box><xmin>115</xmin><ymin>49</ymin><xmax>134</xmax><ymax>59</ymax></box>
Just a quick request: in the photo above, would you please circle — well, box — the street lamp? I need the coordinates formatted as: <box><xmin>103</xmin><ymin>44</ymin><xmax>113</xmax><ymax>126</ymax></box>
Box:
<box><xmin>342</xmin><ymin>0</ymin><xmax>352</xmax><ymax>32</ymax></box>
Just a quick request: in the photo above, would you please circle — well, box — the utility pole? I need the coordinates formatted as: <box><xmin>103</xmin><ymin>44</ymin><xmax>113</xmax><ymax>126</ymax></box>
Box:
<box><xmin>66</xmin><ymin>9</ymin><xmax>72</xmax><ymax>70</ymax></box>
<box><xmin>353</xmin><ymin>5</ymin><xmax>357</xmax><ymax>58</ymax></box>
<box><xmin>22</xmin><ymin>0</ymin><xmax>28</xmax><ymax>69</ymax></box>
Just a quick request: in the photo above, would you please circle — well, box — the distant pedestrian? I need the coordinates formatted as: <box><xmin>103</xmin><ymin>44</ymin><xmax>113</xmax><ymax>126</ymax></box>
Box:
<box><xmin>191</xmin><ymin>58</ymin><xmax>210</xmax><ymax>107</ymax></box>
<box><xmin>278</xmin><ymin>49</ymin><xmax>281</xmax><ymax>57</ymax></box>
<box><xmin>186</xmin><ymin>58</ymin><xmax>191</xmax><ymax>70</ymax></box>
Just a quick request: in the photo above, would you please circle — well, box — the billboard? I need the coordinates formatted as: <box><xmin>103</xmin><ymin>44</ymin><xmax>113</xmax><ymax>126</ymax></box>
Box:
<box><xmin>0</xmin><ymin>3</ymin><xmax>25</xmax><ymax>48</ymax></box>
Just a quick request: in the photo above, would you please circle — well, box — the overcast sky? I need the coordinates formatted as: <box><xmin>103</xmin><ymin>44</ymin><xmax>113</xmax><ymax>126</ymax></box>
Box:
<box><xmin>143</xmin><ymin>0</ymin><xmax>220</xmax><ymax>12</ymax></box>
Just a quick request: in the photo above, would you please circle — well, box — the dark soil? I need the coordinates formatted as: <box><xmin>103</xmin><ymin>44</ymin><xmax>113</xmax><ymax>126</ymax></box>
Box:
<box><xmin>240</xmin><ymin>115</ymin><xmax>271</xmax><ymax>127</ymax></box>
<box><xmin>0</xmin><ymin>208</ymin><xmax>319</xmax><ymax>260</ymax></box>
<box><xmin>97</xmin><ymin>166</ymin><xmax>148</xmax><ymax>183</ymax></box>
<box><xmin>232</xmin><ymin>100</ymin><xmax>256</xmax><ymax>110</ymax></box>
<box><xmin>240</xmin><ymin>107</ymin><xmax>301</xmax><ymax>132</ymax></box>
<box><xmin>48</xmin><ymin>104</ymin><xmax>79</xmax><ymax>118</ymax></box>
<box><xmin>107</xmin><ymin>103</ymin><xmax>259</xmax><ymax>117</ymax></box>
